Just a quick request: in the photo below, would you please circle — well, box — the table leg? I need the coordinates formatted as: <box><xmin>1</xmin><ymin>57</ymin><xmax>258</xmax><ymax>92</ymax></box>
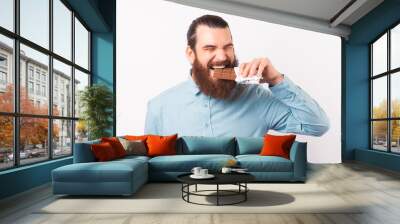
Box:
<box><xmin>245</xmin><ymin>183</ymin><xmax>247</xmax><ymax>201</ymax></box>
<box><xmin>217</xmin><ymin>184</ymin><xmax>219</xmax><ymax>206</ymax></box>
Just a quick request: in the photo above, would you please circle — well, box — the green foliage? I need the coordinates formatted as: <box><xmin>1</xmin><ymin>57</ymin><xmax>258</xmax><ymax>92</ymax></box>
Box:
<box><xmin>79</xmin><ymin>84</ymin><xmax>113</xmax><ymax>140</ymax></box>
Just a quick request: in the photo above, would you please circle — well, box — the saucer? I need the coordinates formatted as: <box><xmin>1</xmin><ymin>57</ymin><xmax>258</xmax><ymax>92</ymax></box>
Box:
<box><xmin>190</xmin><ymin>174</ymin><xmax>215</xmax><ymax>179</ymax></box>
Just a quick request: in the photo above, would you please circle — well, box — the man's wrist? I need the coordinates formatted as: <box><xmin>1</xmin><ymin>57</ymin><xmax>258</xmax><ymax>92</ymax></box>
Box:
<box><xmin>265</xmin><ymin>73</ymin><xmax>284</xmax><ymax>86</ymax></box>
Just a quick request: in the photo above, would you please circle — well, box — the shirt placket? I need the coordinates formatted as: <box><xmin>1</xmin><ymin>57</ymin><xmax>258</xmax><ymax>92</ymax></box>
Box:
<box><xmin>200</xmin><ymin>95</ymin><xmax>213</xmax><ymax>136</ymax></box>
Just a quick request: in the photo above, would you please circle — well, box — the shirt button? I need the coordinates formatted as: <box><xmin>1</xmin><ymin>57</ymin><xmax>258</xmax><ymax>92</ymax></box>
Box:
<box><xmin>204</xmin><ymin>104</ymin><xmax>208</xmax><ymax>108</ymax></box>
<box><xmin>205</xmin><ymin>123</ymin><xmax>209</xmax><ymax>127</ymax></box>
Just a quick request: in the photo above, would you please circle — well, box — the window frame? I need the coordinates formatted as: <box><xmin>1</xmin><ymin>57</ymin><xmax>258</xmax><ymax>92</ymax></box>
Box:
<box><xmin>0</xmin><ymin>0</ymin><xmax>92</xmax><ymax>171</ymax></box>
<box><xmin>370</xmin><ymin>20</ymin><xmax>400</xmax><ymax>154</ymax></box>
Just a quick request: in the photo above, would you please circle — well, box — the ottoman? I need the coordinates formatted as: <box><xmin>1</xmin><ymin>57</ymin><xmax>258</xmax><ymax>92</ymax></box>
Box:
<box><xmin>52</xmin><ymin>157</ymin><xmax>148</xmax><ymax>196</ymax></box>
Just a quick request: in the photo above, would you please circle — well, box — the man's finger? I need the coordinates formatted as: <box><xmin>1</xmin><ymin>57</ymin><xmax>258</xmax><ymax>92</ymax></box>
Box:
<box><xmin>249</xmin><ymin>59</ymin><xmax>260</xmax><ymax>76</ymax></box>
<box><xmin>239</xmin><ymin>63</ymin><xmax>246</xmax><ymax>76</ymax></box>
<box><xmin>257</xmin><ymin>59</ymin><xmax>267</xmax><ymax>76</ymax></box>
<box><xmin>242</xmin><ymin>63</ymin><xmax>251</xmax><ymax>77</ymax></box>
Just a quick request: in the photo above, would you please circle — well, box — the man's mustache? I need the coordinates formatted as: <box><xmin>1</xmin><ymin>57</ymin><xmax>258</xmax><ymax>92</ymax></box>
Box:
<box><xmin>207</xmin><ymin>58</ymin><xmax>238</xmax><ymax>69</ymax></box>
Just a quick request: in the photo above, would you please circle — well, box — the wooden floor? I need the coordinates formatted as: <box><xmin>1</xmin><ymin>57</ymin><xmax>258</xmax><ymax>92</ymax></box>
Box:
<box><xmin>1</xmin><ymin>162</ymin><xmax>400</xmax><ymax>224</ymax></box>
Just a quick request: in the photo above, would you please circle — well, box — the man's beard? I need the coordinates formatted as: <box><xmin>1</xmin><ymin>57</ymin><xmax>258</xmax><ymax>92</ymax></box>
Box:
<box><xmin>192</xmin><ymin>56</ymin><xmax>240</xmax><ymax>100</ymax></box>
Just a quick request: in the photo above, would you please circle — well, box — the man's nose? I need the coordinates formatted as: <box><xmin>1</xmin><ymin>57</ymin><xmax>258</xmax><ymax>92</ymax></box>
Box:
<box><xmin>214</xmin><ymin>49</ymin><xmax>228</xmax><ymax>62</ymax></box>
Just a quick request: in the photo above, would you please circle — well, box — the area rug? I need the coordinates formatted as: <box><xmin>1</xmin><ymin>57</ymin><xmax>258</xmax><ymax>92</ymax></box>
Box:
<box><xmin>37</xmin><ymin>183</ymin><xmax>362</xmax><ymax>214</ymax></box>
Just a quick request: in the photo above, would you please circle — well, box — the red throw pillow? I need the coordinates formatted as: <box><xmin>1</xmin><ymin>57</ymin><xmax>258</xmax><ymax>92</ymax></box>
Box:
<box><xmin>91</xmin><ymin>142</ymin><xmax>117</xmax><ymax>161</ymax></box>
<box><xmin>146</xmin><ymin>134</ymin><xmax>178</xmax><ymax>157</ymax></box>
<box><xmin>259</xmin><ymin>134</ymin><xmax>296</xmax><ymax>159</ymax></box>
<box><xmin>101</xmin><ymin>137</ymin><xmax>127</xmax><ymax>158</ymax></box>
<box><xmin>124</xmin><ymin>135</ymin><xmax>150</xmax><ymax>141</ymax></box>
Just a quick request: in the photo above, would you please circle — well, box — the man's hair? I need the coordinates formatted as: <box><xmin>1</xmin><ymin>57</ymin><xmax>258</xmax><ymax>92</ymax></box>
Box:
<box><xmin>187</xmin><ymin>15</ymin><xmax>229</xmax><ymax>51</ymax></box>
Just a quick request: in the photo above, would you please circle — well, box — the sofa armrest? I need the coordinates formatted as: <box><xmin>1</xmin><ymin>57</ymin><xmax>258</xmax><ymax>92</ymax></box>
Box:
<box><xmin>73</xmin><ymin>140</ymin><xmax>100</xmax><ymax>163</ymax></box>
<box><xmin>289</xmin><ymin>141</ymin><xmax>307</xmax><ymax>181</ymax></box>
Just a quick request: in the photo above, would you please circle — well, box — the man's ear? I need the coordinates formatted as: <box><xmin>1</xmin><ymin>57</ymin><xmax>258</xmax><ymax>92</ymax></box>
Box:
<box><xmin>186</xmin><ymin>46</ymin><xmax>195</xmax><ymax>65</ymax></box>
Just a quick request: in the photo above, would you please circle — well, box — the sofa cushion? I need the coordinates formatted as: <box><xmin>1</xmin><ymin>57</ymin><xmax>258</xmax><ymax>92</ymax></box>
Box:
<box><xmin>91</xmin><ymin>142</ymin><xmax>118</xmax><ymax>161</ymax></box>
<box><xmin>177</xmin><ymin>136</ymin><xmax>236</xmax><ymax>155</ymax></box>
<box><xmin>101</xmin><ymin>137</ymin><xmax>127</xmax><ymax>158</ymax></box>
<box><xmin>260</xmin><ymin>134</ymin><xmax>296</xmax><ymax>159</ymax></box>
<box><xmin>148</xmin><ymin>154</ymin><xmax>235</xmax><ymax>172</ymax></box>
<box><xmin>147</xmin><ymin>134</ymin><xmax>178</xmax><ymax>157</ymax></box>
<box><xmin>236</xmin><ymin>137</ymin><xmax>263</xmax><ymax>155</ymax></box>
<box><xmin>52</xmin><ymin>158</ymin><xmax>148</xmax><ymax>183</ymax></box>
<box><xmin>118</xmin><ymin>138</ymin><xmax>147</xmax><ymax>156</ymax></box>
<box><xmin>236</xmin><ymin>155</ymin><xmax>293</xmax><ymax>172</ymax></box>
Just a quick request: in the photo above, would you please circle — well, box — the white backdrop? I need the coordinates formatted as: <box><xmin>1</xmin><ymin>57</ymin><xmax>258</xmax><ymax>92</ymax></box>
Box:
<box><xmin>116</xmin><ymin>0</ymin><xmax>341</xmax><ymax>163</ymax></box>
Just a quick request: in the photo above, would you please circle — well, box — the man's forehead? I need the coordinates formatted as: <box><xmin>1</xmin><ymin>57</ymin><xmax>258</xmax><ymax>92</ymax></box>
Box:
<box><xmin>196</xmin><ymin>25</ymin><xmax>233</xmax><ymax>46</ymax></box>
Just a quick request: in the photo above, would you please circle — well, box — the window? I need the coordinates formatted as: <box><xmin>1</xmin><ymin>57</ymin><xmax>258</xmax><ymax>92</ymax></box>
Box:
<box><xmin>0</xmin><ymin>71</ymin><xmax>6</xmax><ymax>85</ymax></box>
<box><xmin>0</xmin><ymin>116</ymin><xmax>13</xmax><ymax>170</ymax></box>
<box><xmin>370</xmin><ymin>23</ymin><xmax>400</xmax><ymax>154</ymax></box>
<box><xmin>35</xmin><ymin>70</ymin><xmax>40</xmax><ymax>81</ymax></box>
<box><xmin>0</xmin><ymin>54</ymin><xmax>7</xmax><ymax>67</ymax></box>
<box><xmin>75</xmin><ymin>18</ymin><xmax>89</xmax><ymax>70</ymax></box>
<box><xmin>0</xmin><ymin>0</ymin><xmax>13</xmax><ymax>32</ymax></box>
<box><xmin>53</xmin><ymin>59</ymin><xmax>71</xmax><ymax>117</ymax></box>
<box><xmin>0</xmin><ymin>34</ymin><xmax>13</xmax><ymax>113</ymax></box>
<box><xmin>20</xmin><ymin>0</ymin><xmax>49</xmax><ymax>49</ymax></box>
<box><xmin>42</xmin><ymin>85</ymin><xmax>46</xmax><ymax>97</ymax></box>
<box><xmin>0</xmin><ymin>0</ymin><xmax>91</xmax><ymax>170</ymax></box>
<box><xmin>53</xmin><ymin>0</ymin><xmax>72</xmax><ymax>60</ymax></box>
<box><xmin>28</xmin><ymin>81</ymin><xmax>34</xmax><ymax>94</ymax></box>
<box><xmin>28</xmin><ymin>67</ymin><xmax>34</xmax><ymax>80</ymax></box>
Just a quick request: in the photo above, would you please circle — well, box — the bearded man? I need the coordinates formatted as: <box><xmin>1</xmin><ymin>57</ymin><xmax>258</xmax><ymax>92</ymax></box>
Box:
<box><xmin>144</xmin><ymin>15</ymin><xmax>329</xmax><ymax>137</ymax></box>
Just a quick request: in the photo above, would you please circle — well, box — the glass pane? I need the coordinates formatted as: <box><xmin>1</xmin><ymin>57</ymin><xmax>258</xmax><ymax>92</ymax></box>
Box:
<box><xmin>0</xmin><ymin>116</ymin><xmax>14</xmax><ymax>170</ymax></box>
<box><xmin>74</xmin><ymin>69</ymin><xmax>89</xmax><ymax>118</ymax></box>
<box><xmin>74</xmin><ymin>17</ymin><xmax>89</xmax><ymax>69</ymax></box>
<box><xmin>372</xmin><ymin>121</ymin><xmax>388</xmax><ymax>151</ymax></box>
<box><xmin>392</xmin><ymin>24</ymin><xmax>400</xmax><ymax>70</ymax></box>
<box><xmin>0</xmin><ymin>34</ymin><xmax>14</xmax><ymax>112</ymax></box>
<box><xmin>20</xmin><ymin>0</ymin><xmax>49</xmax><ymax>49</ymax></box>
<box><xmin>372</xmin><ymin>77</ymin><xmax>387</xmax><ymax>119</ymax></box>
<box><xmin>392</xmin><ymin>72</ymin><xmax>400</xmax><ymax>118</ymax></box>
<box><xmin>53</xmin><ymin>119</ymin><xmax>72</xmax><ymax>157</ymax></box>
<box><xmin>53</xmin><ymin>0</ymin><xmax>72</xmax><ymax>60</ymax></box>
<box><xmin>75</xmin><ymin>120</ymin><xmax>88</xmax><ymax>143</ymax></box>
<box><xmin>0</xmin><ymin>0</ymin><xmax>14</xmax><ymax>31</ymax></box>
<box><xmin>20</xmin><ymin>117</ymin><xmax>49</xmax><ymax>165</ymax></box>
<box><xmin>53</xmin><ymin>59</ymin><xmax>72</xmax><ymax>117</ymax></box>
<box><xmin>20</xmin><ymin>44</ymin><xmax>49</xmax><ymax>115</ymax></box>
<box><xmin>391</xmin><ymin>120</ymin><xmax>400</xmax><ymax>153</ymax></box>
<box><xmin>372</xmin><ymin>33</ymin><xmax>387</xmax><ymax>76</ymax></box>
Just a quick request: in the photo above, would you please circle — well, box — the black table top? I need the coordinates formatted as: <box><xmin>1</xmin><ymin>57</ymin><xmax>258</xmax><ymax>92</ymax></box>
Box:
<box><xmin>177</xmin><ymin>172</ymin><xmax>255</xmax><ymax>185</ymax></box>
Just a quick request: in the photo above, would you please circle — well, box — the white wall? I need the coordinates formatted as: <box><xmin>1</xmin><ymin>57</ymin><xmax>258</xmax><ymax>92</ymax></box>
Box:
<box><xmin>117</xmin><ymin>0</ymin><xmax>341</xmax><ymax>163</ymax></box>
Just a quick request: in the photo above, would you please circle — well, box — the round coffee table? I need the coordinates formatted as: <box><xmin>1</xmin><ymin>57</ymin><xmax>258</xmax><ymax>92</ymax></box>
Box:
<box><xmin>177</xmin><ymin>172</ymin><xmax>255</xmax><ymax>206</ymax></box>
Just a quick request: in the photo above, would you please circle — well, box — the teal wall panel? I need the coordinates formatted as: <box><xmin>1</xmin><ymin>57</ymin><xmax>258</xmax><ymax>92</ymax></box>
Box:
<box><xmin>0</xmin><ymin>0</ymin><xmax>116</xmax><ymax>200</ymax></box>
<box><xmin>343</xmin><ymin>0</ymin><xmax>400</xmax><ymax>172</ymax></box>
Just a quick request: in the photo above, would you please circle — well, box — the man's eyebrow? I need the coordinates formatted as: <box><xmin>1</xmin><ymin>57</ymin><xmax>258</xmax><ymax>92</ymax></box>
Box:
<box><xmin>202</xmin><ymin>43</ymin><xmax>234</xmax><ymax>48</ymax></box>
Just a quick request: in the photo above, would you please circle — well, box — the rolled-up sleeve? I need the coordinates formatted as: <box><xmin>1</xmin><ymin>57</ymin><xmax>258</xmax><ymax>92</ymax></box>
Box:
<box><xmin>264</xmin><ymin>75</ymin><xmax>330</xmax><ymax>136</ymax></box>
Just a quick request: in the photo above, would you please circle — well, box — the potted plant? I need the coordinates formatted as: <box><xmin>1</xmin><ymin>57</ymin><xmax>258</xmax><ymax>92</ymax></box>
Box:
<box><xmin>79</xmin><ymin>84</ymin><xmax>113</xmax><ymax>140</ymax></box>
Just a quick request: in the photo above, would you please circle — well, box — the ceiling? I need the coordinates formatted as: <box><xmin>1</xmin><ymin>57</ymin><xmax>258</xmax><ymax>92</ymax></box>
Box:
<box><xmin>165</xmin><ymin>0</ymin><xmax>384</xmax><ymax>38</ymax></box>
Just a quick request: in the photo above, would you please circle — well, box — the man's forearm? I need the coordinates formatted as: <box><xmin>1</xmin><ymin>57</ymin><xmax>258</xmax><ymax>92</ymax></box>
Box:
<box><xmin>268</xmin><ymin>75</ymin><xmax>330</xmax><ymax>136</ymax></box>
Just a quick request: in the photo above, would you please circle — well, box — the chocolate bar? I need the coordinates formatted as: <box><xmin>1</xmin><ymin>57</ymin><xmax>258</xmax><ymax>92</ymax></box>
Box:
<box><xmin>212</xmin><ymin>67</ymin><xmax>236</xmax><ymax>80</ymax></box>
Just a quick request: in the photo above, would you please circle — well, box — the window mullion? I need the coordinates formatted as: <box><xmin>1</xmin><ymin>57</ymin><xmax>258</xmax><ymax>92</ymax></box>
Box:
<box><xmin>48</xmin><ymin>0</ymin><xmax>54</xmax><ymax>160</ymax></box>
<box><xmin>388</xmin><ymin>30</ymin><xmax>391</xmax><ymax>152</ymax></box>
<box><xmin>13</xmin><ymin>0</ymin><xmax>20</xmax><ymax>167</ymax></box>
<box><xmin>71</xmin><ymin>10</ymin><xmax>76</xmax><ymax>155</ymax></box>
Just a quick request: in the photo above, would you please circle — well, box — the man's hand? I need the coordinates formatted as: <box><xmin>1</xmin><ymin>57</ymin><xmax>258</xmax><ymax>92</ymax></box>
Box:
<box><xmin>239</xmin><ymin>57</ymin><xmax>283</xmax><ymax>85</ymax></box>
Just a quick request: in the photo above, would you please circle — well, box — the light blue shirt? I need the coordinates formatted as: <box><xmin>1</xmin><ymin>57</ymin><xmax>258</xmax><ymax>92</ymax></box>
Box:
<box><xmin>144</xmin><ymin>75</ymin><xmax>329</xmax><ymax>137</ymax></box>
